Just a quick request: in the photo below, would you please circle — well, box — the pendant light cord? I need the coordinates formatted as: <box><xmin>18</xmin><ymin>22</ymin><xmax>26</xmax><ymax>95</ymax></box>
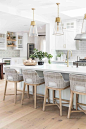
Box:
<box><xmin>57</xmin><ymin>4</ymin><xmax>59</xmax><ymax>17</ymax></box>
<box><xmin>33</xmin><ymin>10</ymin><xmax>34</xmax><ymax>21</ymax></box>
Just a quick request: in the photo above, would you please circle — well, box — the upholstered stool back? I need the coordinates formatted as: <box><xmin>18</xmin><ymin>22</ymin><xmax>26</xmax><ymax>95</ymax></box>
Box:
<box><xmin>23</xmin><ymin>69</ymin><xmax>44</xmax><ymax>84</ymax></box>
<box><xmin>69</xmin><ymin>74</ymin><xmax>86</xmax><ymax>93</ymax></box>
<box><xmin>43</xmin><ymin>71</ymin><xmax>69</xmax><ymax>89</ymax></box>
<box><xmin>5</xmin><ymin>68</ymin><xmax>23</xmax><ymax>82</ymax></box>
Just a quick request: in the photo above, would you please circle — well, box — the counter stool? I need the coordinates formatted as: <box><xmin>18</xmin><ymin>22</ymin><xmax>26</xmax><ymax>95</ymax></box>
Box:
<box><xmin>68</xmin><ymin>74</ymin><xmax>86</xmax><ymax>118</ymax></box>
<box><xmin>43</xmin><ymin>72</ymin><xmax>70</xmax><ymax>116</ymax></box>
<box><xmin>21</xmin><ymin>69</ymin><xmax>45</xmax><ymax>109</ymax></box>
<box><xmin>3</xmin><ymin>68</ymin><xmax>23</xmax><ymax>104</ymax></box>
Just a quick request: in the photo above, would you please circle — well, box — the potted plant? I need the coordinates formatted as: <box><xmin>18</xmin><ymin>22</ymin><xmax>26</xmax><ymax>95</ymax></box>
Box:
<box><xmin>57</xmin><ymin>52</ymin><xmax>61</xmax><ymax>61</ymax></box>
<box><xmin>30</xmin><ymin>48</ymin><xmax>53</xmax><ymax>65</ymax></box>
<box><xmin>44</xmin><ymin>52</ymin><xmax>53</xmax><ymax>64</ymax></box>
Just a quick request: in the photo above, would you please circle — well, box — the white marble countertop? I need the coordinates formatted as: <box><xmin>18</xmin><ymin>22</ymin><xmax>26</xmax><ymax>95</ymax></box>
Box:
<box><xmin>51</xmin><ymin>60</ymin><xmax>74</xmax><ymax>63</ymax></box>
<box><xmin>6</xmin><ymin>63</ymin><xmax>86</xmax><ymax>75</ymax></box>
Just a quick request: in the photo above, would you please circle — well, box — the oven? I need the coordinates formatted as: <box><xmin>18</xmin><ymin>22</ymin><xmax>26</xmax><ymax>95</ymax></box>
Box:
<box><xmin>2</xmin><ymin>58</ymin><xmax>11</xmax><ymax>73</ymax></box>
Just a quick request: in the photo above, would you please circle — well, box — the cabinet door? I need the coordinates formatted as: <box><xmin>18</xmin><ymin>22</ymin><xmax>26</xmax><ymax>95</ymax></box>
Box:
<box><xmin>55</xmin><ymin>35</ymin><xmax>65</xmax><ymax>50</ymax></box>
<box><xmin>0</xmin><ymin>33</ymin><xmax>7</xmax><ymax>50</ymax></box>
<box><xmin>18</xmin><ymin>58</ymin><xmax>26</xmax><ymax>64</ymax></box>
<box><xmin>65</xmin><ymin>30</ymin><xmax>76</xmax><ymax>50</ymax></box>
<box><xmin>11</xmin><ymin>58</ymin><xmax>18</xmax><ymax>65</ymax></box>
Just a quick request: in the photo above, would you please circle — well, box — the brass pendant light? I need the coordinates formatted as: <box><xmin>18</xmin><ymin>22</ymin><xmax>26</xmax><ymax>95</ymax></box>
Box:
<box><xmin>29</xmin><ymin>8</ymin><xmax>38</xmax><ymax>37</ymax></box>
<box><xmin>53</xmin><ymin>3</ymin><xmax>64</xmax><ymax>36</ymax></box>
<box><xmin>81</xmin><ymin>14</ymin><xmax>86</xmax><ymax>34</ymax></box>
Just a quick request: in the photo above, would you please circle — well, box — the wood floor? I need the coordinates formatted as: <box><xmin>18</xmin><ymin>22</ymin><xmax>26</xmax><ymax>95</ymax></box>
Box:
<box><xmin>0</xmin><ymin>79</ymin><xmax>86</xmax><ymax>129</ymax></box>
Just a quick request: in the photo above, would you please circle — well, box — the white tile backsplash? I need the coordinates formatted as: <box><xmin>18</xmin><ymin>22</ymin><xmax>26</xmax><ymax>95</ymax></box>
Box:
<box><xmin>0</xmin><ymin>47</ymin><xmax>20</xmax><ymax>57</ymax></box>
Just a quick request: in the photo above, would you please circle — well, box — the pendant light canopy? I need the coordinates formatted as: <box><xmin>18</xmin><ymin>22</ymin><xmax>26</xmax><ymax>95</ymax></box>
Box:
<box><xmin>81</xmin><ymin>14</ymin><xmax>86</xmax><ymax>34</ymax></box>
<box><xmin>29</xmin><ymin>8</ymin><xmax>38</xmax><ymax>37</ymax></box>
<box><xmin>53</xmin><ymin>3</ymin><xmax>64</xmax><ymax>36</ymax></box>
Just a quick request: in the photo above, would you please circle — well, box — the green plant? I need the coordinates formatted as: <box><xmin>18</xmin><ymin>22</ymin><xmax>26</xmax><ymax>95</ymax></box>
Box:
<box><xmin>57</xmin><ymin>52</ymin><xmax>63</xmax><ymax>57</ymax></box>
<box><xmin>57</xmin><ymin>53</ymin><xmax>61</xmax><ymax>57</ymax></box>
<box><xmin>44</xmin><ymin>52</ymin><xmax>53</xmax><ymax>64</ymax></box>
<box><xmin>12</xmin><ymin>36</ymin><xmax>16</xmax><ymax>39</ymax></box>
<box><xmin>30</xmin><ymin>48</ymin><xmax>53</xmax><ymax>64</ymax></box>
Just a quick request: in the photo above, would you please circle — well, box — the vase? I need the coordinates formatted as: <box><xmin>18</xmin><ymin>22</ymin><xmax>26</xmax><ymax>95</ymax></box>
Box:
<box><xmin>57</xmin><ymin>57</ymin><xmax>61</xmax><ymax>61</ymax></box>
<box><xmin>38</xmin><ymin>60</ymin><xmax>44</xmax><ymax>65</ymax></box>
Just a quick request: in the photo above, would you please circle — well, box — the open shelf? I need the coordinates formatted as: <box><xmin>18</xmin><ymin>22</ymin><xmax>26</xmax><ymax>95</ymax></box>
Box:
<box><xmin>7</xmin><ymin>39</ymin><xmax>16</xmax><ymax>41</ymax></box>
<box><xmin>7</xmin><ymin>45</ymin><xmax>16</xmax><ymax>47</ymax></box>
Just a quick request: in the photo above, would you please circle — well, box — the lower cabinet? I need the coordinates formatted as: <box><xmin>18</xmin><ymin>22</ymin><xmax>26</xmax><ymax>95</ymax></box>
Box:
<box><xmin>11</xmin><ymin>58</ymin><xmax>26</xmax><ymax>65</ymax></box>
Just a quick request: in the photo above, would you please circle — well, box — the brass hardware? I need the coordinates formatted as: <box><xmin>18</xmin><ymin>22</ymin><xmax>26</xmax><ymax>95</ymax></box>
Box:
<box><xmin>56</xmin><ymin>3</ymin><xmax>60</xmax><ymax>5</ymax></box>
<box><xmin>63</xmin><ymin>44</ymin><xmax>66</xmax><ymax>48</ymax></box>
<box><xmin>31</xmin><ymin>21</ymin><xmax>36</xmax><ymax>26</ymax></box>
<box><xmin>31</xmin><ymin>8</ymin><xmax>36</xmax><ymax>26</ymax></box>
<box><xmin>55</xmin><ymin>17</ymin><xmax>60</xmax><ymax>23</ymax></box>
<box><xmin>32</xmin><ymin>8</ymin><xmax>35</xmax><ymax>10</ymax></box>
<box><xmin>84</xmin><ymin>14</ymin><xmax>86</xmax><ymax>19</ymax></box>
<box><xmin>66</xmin><ymin>50</ymin><xmax>72</xmax><ymax>67</ymax></box>
<box><xmin>81</xmin><ymin>14</ymin><xmax>86</xmax><ymax>33</ymax></box>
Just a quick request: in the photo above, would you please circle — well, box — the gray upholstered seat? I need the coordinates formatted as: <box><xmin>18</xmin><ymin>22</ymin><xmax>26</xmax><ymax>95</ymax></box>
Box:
<box><xmin>22</xmin><ymin>69</ymin><xmax>44</xmax><ymax>84</ymax></box>
<box><xmin>43</xmin><ymin>71</ymin><xmax>70</xmax><ymax>89</ymax></box>
<box><xmin>69</xmin><ymin>74</ymin><xmax>86</xmax><ymax>93</ymax></box>
<box><xmin>5</xmin><ymin>68</ymin><xmax>23</xmax><ymax>82</ymax></box>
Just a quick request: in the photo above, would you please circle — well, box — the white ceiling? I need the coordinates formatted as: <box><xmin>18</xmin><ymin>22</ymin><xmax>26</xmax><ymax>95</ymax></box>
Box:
<box><xmin>0</xmin><ymin>12</ymin><xmax>45</xmax><ymax>33</ymax></box>
<box><xmin>0</xmin><ymin>0</ymin><xmax>86</xmax><ymax>32</ymax></box>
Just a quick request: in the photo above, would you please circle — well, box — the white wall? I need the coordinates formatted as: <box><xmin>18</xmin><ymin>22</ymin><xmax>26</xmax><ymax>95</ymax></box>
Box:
<box><xmin>20</xmin><ymin>33</ymin><xmax>28</xmax><ymax>57</ymax></box>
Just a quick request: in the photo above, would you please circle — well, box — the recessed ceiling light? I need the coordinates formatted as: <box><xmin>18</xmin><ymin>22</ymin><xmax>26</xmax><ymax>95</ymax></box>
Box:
<box><xmin>61</xmin><ymin>8</ymin><xmax>86</xmax><ymax>17</ymax></box>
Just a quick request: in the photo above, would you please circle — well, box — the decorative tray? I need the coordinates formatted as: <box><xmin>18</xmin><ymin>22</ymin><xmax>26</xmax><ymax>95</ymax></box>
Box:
<box><xmin>23</xmin><ymin>58</ymin><xmax>37</xmax><ymax>66</ymax></box>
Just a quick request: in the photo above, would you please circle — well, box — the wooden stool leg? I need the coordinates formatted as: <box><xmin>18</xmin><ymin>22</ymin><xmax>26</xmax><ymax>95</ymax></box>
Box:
<box><xmin>43</xmin><ymin>86</ymin><xmax>48</xmax><ymax>111</ymax></box>
<box><xmin>3</xmin><ymin>80</ymin><xmax>7</xmax><ymax>101</ymax></box>
<box><xmin>53</xmin><ymin>90</ymin><xmax>55</xmax><ymax>104</ymax></box>
<box><xmin>34</xmin><ymin>85</ymin><xmax>37</xmax><ymax>109</ymax></box>
<box><xmin>21</xmin><ymin>83</ymin><xmax>26</xmax><ymax>105</ymax></box>
<box><xmin>68</xmin><ymin>91</ymin><xmax>74</xmax><ymax>119</ymax></box>
<box><xmin>59</xmin><ymin>90</ymin><xmax>62</xmax><ymax>116</ymax></box>
<box><xmin>76</xmin><ymin>94</ymin><xmax>79</xmax><ymax>110</ymax></box>
<box><xmin>33</xmin><ymin>86</ymin><xmax>34</xmax><ymax>98</ymax></box>
<box><xmin>47</xmin><ymin>89</ymin><xmax>49</xmax><ymax>103</ymax></box>
<box><xmin>14</xmin><ymin>82</ymin><xmax>17</xmax><ymax>104</ymax></box>
<box><xmin>27</xmin><ymin>85</ymin><xmax>30</xmax><ymax>98</ymax></box>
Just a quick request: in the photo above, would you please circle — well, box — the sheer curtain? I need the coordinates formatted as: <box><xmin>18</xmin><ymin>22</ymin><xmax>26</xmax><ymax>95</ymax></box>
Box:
<box><xmin>38</xmin><ymin>36</ymin><xmax>46</xmax><ymax>52</ymax></box>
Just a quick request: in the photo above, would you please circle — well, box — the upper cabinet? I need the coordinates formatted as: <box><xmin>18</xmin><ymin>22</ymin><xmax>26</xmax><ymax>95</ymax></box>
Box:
<box><xmin>55</xmin><ymin>20</ymin><xmax>76</xmax><ymax>50</ymax></box>
<box><xmin>0</xmin><ymin>33</ymin><xmax>7</xmax><ymax>50</ymax></box>
<box><xmin>16</xmin><ymin>33</ymin><xmax>23</xmax><ymax>50</ymax></box>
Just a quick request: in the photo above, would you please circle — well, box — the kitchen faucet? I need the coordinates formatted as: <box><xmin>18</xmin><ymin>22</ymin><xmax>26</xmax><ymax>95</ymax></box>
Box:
<box><xmin>65</xmin><ymin>50</ymin><xmax>72</xmax><ymax>67</ymax></box>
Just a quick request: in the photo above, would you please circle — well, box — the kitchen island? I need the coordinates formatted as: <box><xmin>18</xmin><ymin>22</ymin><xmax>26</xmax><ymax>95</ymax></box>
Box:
<box><xmin>6</xmin><ymin>63</ymin><xmax>86</xmax><ymax>74</ymax></box>
<box><xmin>6</xmin><ymin>63</ymin><xmax>86</xmax><ymax>108</ymax></box>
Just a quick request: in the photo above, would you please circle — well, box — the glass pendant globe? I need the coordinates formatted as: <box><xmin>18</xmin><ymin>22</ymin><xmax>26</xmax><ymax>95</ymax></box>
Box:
<box><xmin>29</xmin><ymin>25</ymin><xmax>38</xmax><ymax>37</ymax></box>
<box><xmin>81</xmin><ymin>19</ymin><xmax>86</xmax><ymax>33</ymax></box>
<box><xmin>53</xmin><ymin>21</ymin><xmax>64</xmax><ymax>36</ymax></box>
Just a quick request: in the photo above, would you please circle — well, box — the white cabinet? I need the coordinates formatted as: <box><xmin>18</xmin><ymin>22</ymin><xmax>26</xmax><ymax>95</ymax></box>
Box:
<box><xmin>65</xmin><ymin>30</ymin><xmax>76</xmax><ymax>50</ymax></box>
<box><xmin>15</xmin><ymin>33</ymin><xmax>23</xmax><ymax>50</ymax></box>
<box><xmin>11</xmin><ymin>58</ymin><xmax>18</xmax><ymax>65</ymax></box>
<box><xmin>55</xmin><ymin>35</ymin><xmax>65</xmax><ymax>50</ymax></box>
<box><xmin>11</xmin><ymin>58</ymin><xmax>26</xmax><ymax>65</ymax></box>
<box><xmin>55</xmin><ymin>20</ymin><xmax>76</xmax><ymax>50</ymax></box>
<box><xmin>0</xmin><ymin>33</ymin><xmax>7</xmax><ymax>50</ymax></box>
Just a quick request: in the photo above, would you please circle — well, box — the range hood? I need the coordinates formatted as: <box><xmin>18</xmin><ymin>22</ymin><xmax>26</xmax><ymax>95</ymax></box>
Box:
<box><xmin>75</xmin><ymin>33</ymin><xmax>86</xmax><ymax>41</ymax></box>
